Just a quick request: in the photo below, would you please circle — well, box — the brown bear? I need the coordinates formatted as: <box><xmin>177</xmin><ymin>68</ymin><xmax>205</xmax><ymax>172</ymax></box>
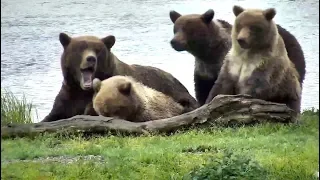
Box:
<box><xmin>169</xmin><ymin>9</ymin><xmax>305</xmax><ymax>106</ymax></box>
<box><xmin>41</xmin><ymin>33</ymin><xmax>198</xmax><ymax>122</ymax></box>
<box><xmin>205</xmin><ymin>6</ymin><xmax>302</xmax><ymax>113</ymax></box>
<box><xmin>92</xmin><ymin>76</ymin><xmax>184</xmax><ymax>122</ymax></box>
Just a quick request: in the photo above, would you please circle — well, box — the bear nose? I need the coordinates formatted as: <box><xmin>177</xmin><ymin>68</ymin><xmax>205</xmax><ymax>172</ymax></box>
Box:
<box><xmin>86</xmin><ymin>56</ymin><xmax>96</xmax><ymax>63</ymax></box>
<box><xmin>237</xmin><ymin>38</ymin><xmax>248</xmax><ymax>48</ymax></box>
<box><xmin>237</xmin><ymin>38</ymin><xmax>245</xmax><ymax>45</ymax></box>
<box><xmin>170</xmin><ymin>39</ymin><xmax>185</xmax><ymax>51</ymax></box>
<box><xmin>170</xmin><ymin>39</ymin><xmax>177</xmax><ymax>46</ymax></box>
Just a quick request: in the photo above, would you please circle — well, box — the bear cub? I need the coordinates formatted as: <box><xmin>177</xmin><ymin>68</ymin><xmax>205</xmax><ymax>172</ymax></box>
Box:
<box><xmin>92</xmin><ymin>76</ymin><xmax>185</xmax><ymax>122</ymax></box>
<box><xmin>205</xmin><ymin>6</ymin><xmax>302</xmax><ymax>113</ymax></box>
<box><xmin>169</xmin><ymin>9</ymin><xmax>232</xmax><ymax>105</ymax></box>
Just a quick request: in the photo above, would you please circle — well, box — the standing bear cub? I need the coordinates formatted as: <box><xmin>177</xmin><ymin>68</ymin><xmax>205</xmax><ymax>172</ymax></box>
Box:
<box><xmin>205</xmin><ymin>6</ymin><xmax>302</xmax><ymax>113</ymax></box>
<box><xmin>170</xmin><ymin>9</ymin><xmax>232</xmax><ymax>105</ymax></box>
<box><xmin>92</xmin><ymin>76</ymin><xmax>184</xmax><ymax>122</ymax></box>
<box><xmin>41</xmin><ymin>33</ymin><xmax>198</xmax><ymax>122</ymax></box>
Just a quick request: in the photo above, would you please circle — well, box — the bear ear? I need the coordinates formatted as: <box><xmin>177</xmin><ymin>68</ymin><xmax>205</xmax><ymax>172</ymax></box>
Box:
<box><xmin>93</xmin><ymin>78</ymin><xmax>102</xmax><ymax>92</ymax></box>
<box><xmin>101</xmin><ymin>35</ymin><xmax>116</xmax><ymax>49</ymax></box>
<box><xmin>169</xmin><ymin>10</ymin><xmax>181</xmax><ymax>23</ymax></box>
<box><xmin>201</xmin><ymin>9</ymin><xmax>214</xmax><ymax>24</ymax></box>
<box><xmin>59</xmin><ymin>33</ymin><xmax>71</xmax><ymax>48</ymax></box>
<box><xmin>263</xmin><ymin>8</ymin><xmax>276</xmax><ymax>21</ymax></box>
<box><xmin>118</xmin><ymin>82</ymin><xmax>131</xmax><ymax>95</ymax></box>
<box><xmin>233</xmin><ymin>5</ymin><xmax>245</xmax><ymax>17</ymax></box>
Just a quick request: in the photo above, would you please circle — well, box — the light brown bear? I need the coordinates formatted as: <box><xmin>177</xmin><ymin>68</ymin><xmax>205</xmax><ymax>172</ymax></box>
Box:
<box><xmin>41</xmin><ymin>33</ymin><xmax>198</xmax><ymax>122</ymax></box>
<box><xmin>92</xmin><ymin>76</ymin><xmax>184</xmax><ymax>122</ymax></box>
<box><xmin>205</xmin><ymin>6</ymin><xmax>302</xmax><ymax>113</ymax></box>
<box><xmin>169</xmin><ymin>9</ymin><xmax>305</xmax><ymax>106</ymax></box>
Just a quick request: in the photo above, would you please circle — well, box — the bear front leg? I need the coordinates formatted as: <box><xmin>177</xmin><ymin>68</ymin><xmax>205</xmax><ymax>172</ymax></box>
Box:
<box><xmin>41</xmin><ymin>84</ymin><xmax>89</xmax><ymax>122</ymax></box>
<box><xmin>285</xmin><ymin>80</ymin><xmax>302</xmax><ymax>113</ymax></box>
<box><xmin>41</xmin><ymin>85</ymin><xmax>72</xmax><ymax>122</ymax></box>
<box><xmin>194</xmin><ymin>74</ymin><xmax>217</xmax><ymax>106</ymax></box>
<box><xmin>84</xmin><ymin>102</ymin><xmax>98</xmax><ymax>116</ymax></box>
<box><xmin>176</xmin><ymin>97</ymin><xmax>200</xmax><ymax>114</ymax></box>
<box><xmin>286</xmin><ymin>96</ymin><xmax>301</xmax><ymax>113</ymax></box>
<box><xmin>242</xmin><ymin>70</ymin><xmax>270</xmax><ymax>98</ymax></box>
<box><xmin>205</xmin><ymin>71</ymin><xmax>235</xmax><ymax>104</ymax></box>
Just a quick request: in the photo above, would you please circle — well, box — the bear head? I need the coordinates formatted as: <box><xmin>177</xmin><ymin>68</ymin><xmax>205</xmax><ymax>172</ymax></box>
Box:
<box><xmin>59</xmin><ymin>33</ymin><xmax>116</xmax><ymax>90</ymax></box>
<box><xmin>92</xmin><ymin>77</ymin><xmax>140</xmax><ymax>120</ymax></box>
<box><xmin>169</xmin><ymin>9</ymin><xmax>217</xmax><ymax>60</ymax></box>
<box><xmin>232</xmin><ymin>5</ymin><xmax>277</xmax><ymax>50</ymax></box>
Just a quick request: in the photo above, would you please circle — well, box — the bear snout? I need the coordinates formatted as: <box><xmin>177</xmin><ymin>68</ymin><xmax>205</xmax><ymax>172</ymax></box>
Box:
<box><xmin>86</xmin><ymin>56</ymin><xmax>97</xmax><ymax>64</ymax></box>
<box><xmin>170</xmin><ymin>39</ymin><xmax>186</xmax><ymax>51</ymax></box>
<box><xmin>237</xmin><ymin>38</ymin><xmax>250</xmax><ymax>49</ymax></box>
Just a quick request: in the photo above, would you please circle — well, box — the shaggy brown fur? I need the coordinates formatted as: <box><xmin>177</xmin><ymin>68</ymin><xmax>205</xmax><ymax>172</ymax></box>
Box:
<box><xmin>92</xmin><ymin>76</ymin><xmax>184</xmax><ymax>122</ymax></box>
<box><xmin>170</xmin><ymin>9</ymin><xmax>232</xmax><ymax>106</ymax></box>
<box><xmin>169</xmin><ymin>9</ymin><xmax>305</xmax><ymax>106</ymax></box>
<box><xmin>41</xmin><ymin>33</ymin><xmax>198</xmax><ymax>122</ymax></box>
<box><xmin>205</xmin><ymin>6</ymin><xmax>302</xmax><ymax>113</ymax></box>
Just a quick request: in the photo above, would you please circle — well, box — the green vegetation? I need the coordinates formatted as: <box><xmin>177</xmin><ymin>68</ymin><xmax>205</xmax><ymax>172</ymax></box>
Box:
<box><xmin>184</xmin><ymin>150</ymin><xmax>268</xmax><ymax>180</ymax></box>
<box><xmin>1</xmin><ymin>89</ymin><xmax>36</xmax><ymax>124</ymax></box>
<box><xmin>1</xmin><ymin>91</ymin><xmax>319</xmax><ymax>180</ymax></box>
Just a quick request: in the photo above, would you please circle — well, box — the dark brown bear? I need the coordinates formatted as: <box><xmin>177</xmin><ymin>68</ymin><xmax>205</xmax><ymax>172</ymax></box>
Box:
<box><xmin>41</xmin><ymin>33</ymin><xmax>198</xmax><ymax>122</ymax></box>
<box><xmin>205</xmin><ymin>6</ymin><xmax>302</xmax><ymax>113</ymax></box>
<box><xmin>169</xmin><ymin>9</ymin><xmax>305</xmax><ymax>106</ymax></box>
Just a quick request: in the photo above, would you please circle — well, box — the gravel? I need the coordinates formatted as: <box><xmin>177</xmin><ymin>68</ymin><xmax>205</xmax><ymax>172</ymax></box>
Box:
<box><xmin>1</xmin><ymin>155</ymin><xmax>106</xmax><ymax>165</ymax></box>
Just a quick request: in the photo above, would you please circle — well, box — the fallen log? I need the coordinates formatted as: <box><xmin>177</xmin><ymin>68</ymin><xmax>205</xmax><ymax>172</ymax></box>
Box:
<box><xmin>1</xmin><ymin>94</ymin><xmax>298</xmax><ymax>139</ymax></box>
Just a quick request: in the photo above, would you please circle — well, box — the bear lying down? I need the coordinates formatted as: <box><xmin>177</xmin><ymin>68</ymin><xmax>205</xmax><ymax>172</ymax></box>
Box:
<box><xmin>92</xmin><ymin>76</ymin><xmax>184</xmax><ymax>122</ymax></box>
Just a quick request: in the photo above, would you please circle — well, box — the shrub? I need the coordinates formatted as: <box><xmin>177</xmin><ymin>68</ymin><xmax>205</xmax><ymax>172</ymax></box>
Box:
<box><xmin>184</xmin><ymin>150</ymin><xmax>267</xmax><ymax>180</ymax></box>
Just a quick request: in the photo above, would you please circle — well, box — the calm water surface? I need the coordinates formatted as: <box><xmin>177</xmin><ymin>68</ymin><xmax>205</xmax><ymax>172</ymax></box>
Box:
<box><xmin>1</xmin><ymin>0</ymin><xmax>319</xmax><ymax>122</ymax></box>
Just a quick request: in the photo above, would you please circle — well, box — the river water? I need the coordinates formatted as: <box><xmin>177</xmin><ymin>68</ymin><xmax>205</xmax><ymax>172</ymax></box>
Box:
<box><xmin>1</xmin><ymin>0</ymin><xmax>319</xmax><ymax>122</ymax></box>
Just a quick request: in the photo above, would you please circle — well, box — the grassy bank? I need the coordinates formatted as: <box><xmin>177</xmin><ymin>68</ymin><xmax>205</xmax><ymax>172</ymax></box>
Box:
<box><xmin>1</xmin><ymin>91</ymin><xmax>319</xmax><ymax>180</ymax></box>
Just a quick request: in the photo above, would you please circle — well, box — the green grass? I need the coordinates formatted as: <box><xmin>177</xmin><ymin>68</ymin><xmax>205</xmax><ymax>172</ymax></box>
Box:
<box><xmin>1</xmin><ymin>109</ymin><xmax>319</xmax><ymax>180</ymax></box>
<box><xmin>1</xmin><ymin>89</ymin><xmax>36</xmax><ymax>124</ymax></box>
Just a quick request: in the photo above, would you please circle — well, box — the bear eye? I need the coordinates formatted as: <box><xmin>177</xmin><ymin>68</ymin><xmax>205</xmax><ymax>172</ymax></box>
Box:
<box><xmin>95</xmin><ymin>48</ymin><xmax>101</xmax><ymax>54</ymax></box>
<box><xmin>95</xmin><ymin>47</ymin><xmax>104</xmax><ymax>55</ymax></box>
<box><xmin>78</xmin><ymin>41</ymin><xmax>88</xmax><ymax>51</ymax></box>
<box><xmin>250</xmin><ymin>26</ymin><xmax>263</xmax><ymax>33</ymax></box>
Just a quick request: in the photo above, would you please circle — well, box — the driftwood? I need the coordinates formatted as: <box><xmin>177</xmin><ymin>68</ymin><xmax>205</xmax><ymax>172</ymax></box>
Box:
<box><xmin>1</xmin><ymin>94</ymin><xmax>298</xmax><ymax>139</ymax></box>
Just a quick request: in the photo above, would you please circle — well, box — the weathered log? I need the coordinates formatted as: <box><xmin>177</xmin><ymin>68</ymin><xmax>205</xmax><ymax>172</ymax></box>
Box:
<box><xmin>1</xmin><ymin>94</ymin><xmax>298</xmax><ymax>139</ymax></box>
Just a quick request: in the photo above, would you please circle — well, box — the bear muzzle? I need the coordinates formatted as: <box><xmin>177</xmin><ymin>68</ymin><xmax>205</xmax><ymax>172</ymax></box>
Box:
<box><xmin>237</xmin><ymin>38</ymin><xmax>250</xmax><ymax>49</ymax></box>
<box><xmin>80</xmin><ymin>68</ymin><xmax>94</xmax><ymax>90</ymax></box>
<box><xmin>86</xmin><ymin>56</ymin><xmax>96</xmax><ymax>64</ymax></box>
<box><xmin>79</xmin><ymin>54</ymin><xmax>97</xmax><ymax>90</ymax></box>
<box><xmin>170</xmin><ymin>39</ymin><xmax>187</xmax><ymax>51</ymax></box>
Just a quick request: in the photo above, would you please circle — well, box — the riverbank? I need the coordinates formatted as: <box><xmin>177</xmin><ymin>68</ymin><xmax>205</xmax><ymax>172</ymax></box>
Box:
<box><xmin>1</xmin><ymin>90</ymin><xmax>319</xmax><ymax>179</ymax></box>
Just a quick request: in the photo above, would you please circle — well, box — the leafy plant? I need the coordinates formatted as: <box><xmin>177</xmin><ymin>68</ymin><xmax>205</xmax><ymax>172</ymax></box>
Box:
<box><xmin>184</xmin><ymin>150</ymin><xmax>267</xmax><ymax>180</ymax></box>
